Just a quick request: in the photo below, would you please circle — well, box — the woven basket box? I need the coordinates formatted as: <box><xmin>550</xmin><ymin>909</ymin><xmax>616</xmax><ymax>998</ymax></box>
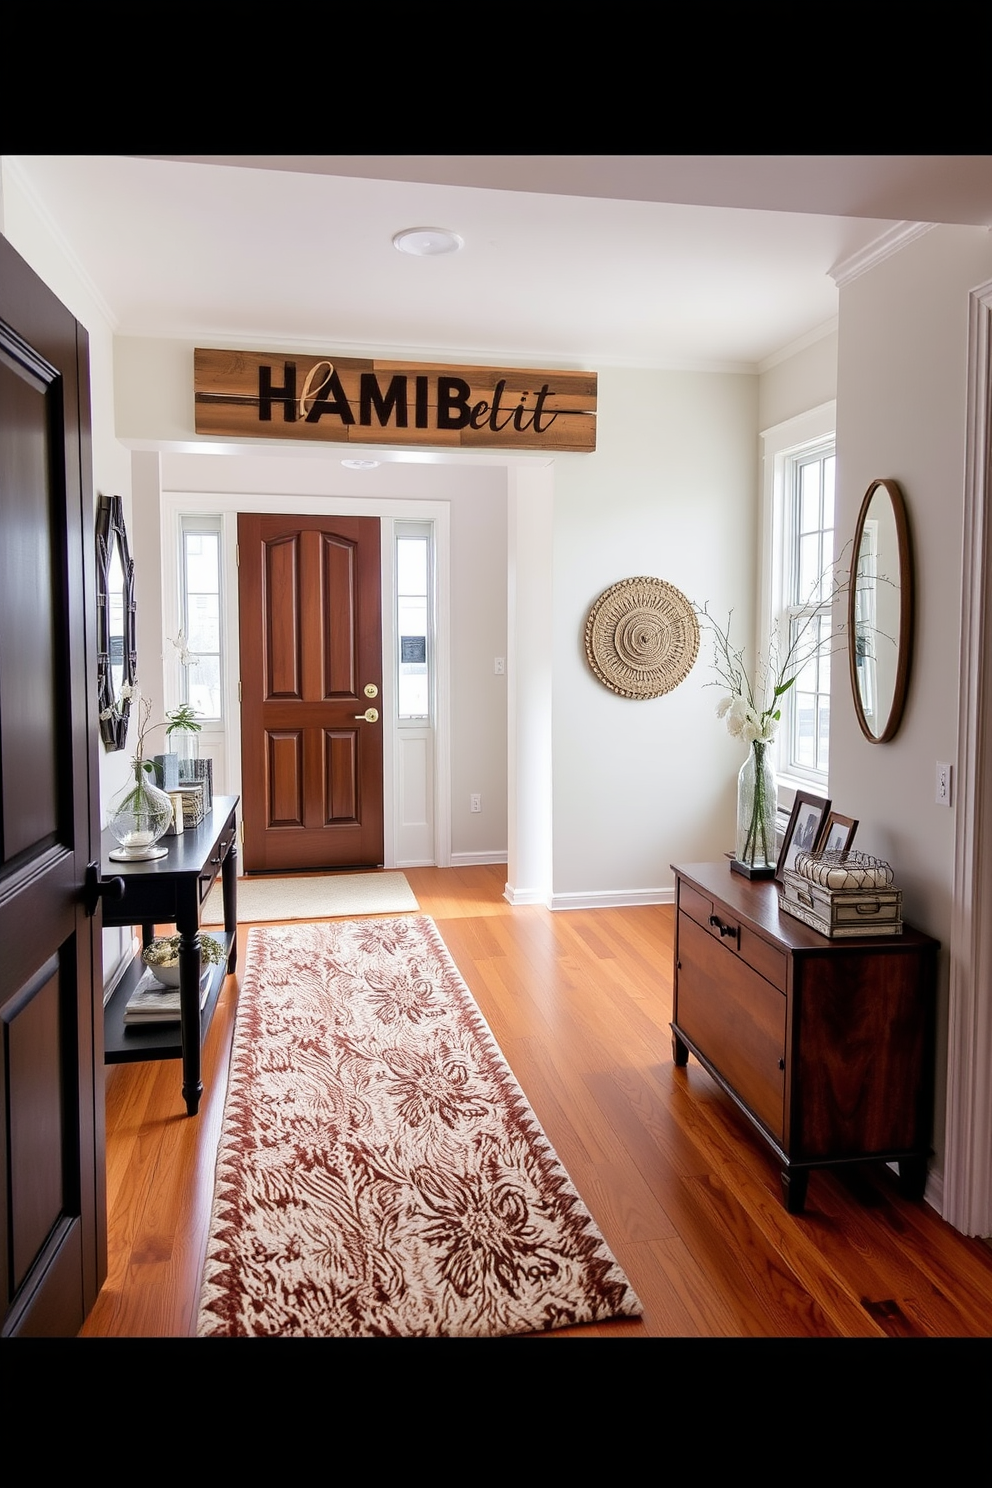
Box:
<box><xmin>779</xmin><ymin>867</ymin><xmax>903</xmax><ymax>938</ymax></box>
<box><xmin>178</xmin><ymin>781</ymin><xmax>205</xmax><ymax>830</ymax></box>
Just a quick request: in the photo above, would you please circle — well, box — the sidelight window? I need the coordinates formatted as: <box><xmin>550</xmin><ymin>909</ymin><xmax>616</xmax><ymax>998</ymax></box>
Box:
<box><xmin>395</xmin><ymin>523</ymin><xmax>433</xmax><ymax>723</ymax></box>
<box><xmin>178</xmin><ymin>514</ymin><xmax>223</xmax><ymax>721</ymax></box>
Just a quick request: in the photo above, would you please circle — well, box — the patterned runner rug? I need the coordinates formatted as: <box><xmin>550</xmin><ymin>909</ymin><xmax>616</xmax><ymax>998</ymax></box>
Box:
<box><xmin>197</xmin><ymin>916</ymin><xmax>641</xmax><ymax>1337</ymax></box>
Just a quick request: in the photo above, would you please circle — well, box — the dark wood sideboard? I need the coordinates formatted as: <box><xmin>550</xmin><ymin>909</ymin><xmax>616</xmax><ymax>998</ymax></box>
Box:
<box><xmin>101</xmin><ymin>795</ymin><xmax>239</xmax><ymax>1115</ymax></box>
<box><xmin>670</xmin><ymin>861</ymin><xmax>938</xmax><ymax>1213</ymax></box>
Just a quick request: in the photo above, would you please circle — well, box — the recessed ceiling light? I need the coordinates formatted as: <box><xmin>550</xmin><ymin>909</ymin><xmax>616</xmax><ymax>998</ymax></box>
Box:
<box><xmin>341</xmin><ymin>458</ymin><xmax>380</xmax><ymax>470</ymax></box>
<box><xmin>392</xmin><ymin>226</ymin><xmax>463</xmax><ymax>257</ymax></box>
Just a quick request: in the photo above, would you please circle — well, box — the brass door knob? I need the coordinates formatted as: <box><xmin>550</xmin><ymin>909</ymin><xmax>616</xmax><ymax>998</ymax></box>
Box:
<box><xmin>354</xmin><ymin>708</ymin><xmax>379</xmax><ymax>723</ymax></box>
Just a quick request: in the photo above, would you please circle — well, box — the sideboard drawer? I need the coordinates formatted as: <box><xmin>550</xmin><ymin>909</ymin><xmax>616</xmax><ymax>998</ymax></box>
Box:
<box><xmin>738</xmin><ymin>927</ymin><xmax>788</xmax><ymax>991</ymax></box>
<box><xmin>677</xmin><ymin>912</ymin><xmax>786</xmax><ymax>1140</ymax></box>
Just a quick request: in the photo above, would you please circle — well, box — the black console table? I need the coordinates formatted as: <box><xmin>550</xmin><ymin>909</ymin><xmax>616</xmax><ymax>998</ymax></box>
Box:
<box><xmin>101</xmin><ymin>795</ymin><xmax>239</xmax><ymax>1115</ymax></box>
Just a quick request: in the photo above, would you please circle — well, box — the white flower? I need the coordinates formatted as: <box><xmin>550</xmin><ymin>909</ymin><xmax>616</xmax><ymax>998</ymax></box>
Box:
<box><xmin>715</xmin><ymin>695</ymin><xmax>734</xmax><ymax>720</ymax></box>
<box><xmin>724</xmin><ymin>697</ymin><xmax>750</xmax><ymax>739</ymax></box>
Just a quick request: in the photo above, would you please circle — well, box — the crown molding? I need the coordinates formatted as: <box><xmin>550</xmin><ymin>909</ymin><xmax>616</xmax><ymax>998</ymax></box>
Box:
<box><xmin>829</xmin><ymin>221</ymin><xmax>936</xmax><ymax>287</ymax></box>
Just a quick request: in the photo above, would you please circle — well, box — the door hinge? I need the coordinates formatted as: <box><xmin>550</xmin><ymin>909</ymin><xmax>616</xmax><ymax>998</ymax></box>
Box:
<box><xmin>240</xmin><ymin>821</ymin><xmax>245</xmax><ymax>844</ymax></box>
<box><xmin>235</xmin><ymin>543</ymin><xmax>239</xmax><ymax>566</ymax></box>
<box><xmin>238</xmin><ymin>681</ymin><xmax>242</xmax><ymax>702</ymax></box>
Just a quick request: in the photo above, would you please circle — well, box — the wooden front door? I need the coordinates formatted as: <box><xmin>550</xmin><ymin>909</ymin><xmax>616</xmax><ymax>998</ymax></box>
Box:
<box><xmin>239</xmin><ymin>513</ymin><xmax>384</xmax><ymax>872</ymax></box>
<box><xmin>0</xmin><ymin>235</ymin><xmax>105</xmax><ymax>1336</ymax></box>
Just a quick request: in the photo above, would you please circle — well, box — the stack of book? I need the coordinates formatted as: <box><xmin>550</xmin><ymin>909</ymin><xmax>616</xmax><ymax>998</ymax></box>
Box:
<box><xmin>123</xmin><ymin>965</ymin><xmax>210</xmax><ymax>1025</ymax></box>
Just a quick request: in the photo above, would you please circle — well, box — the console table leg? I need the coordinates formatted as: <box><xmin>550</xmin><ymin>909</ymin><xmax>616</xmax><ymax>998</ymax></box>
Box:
<box><xmin>178</xmin><ymin>924</ymin><xmax>203</xmax><ymax>1118</ymax></box>
<box><xmin>223</xmin><ymin>841</ymin><xmax>238</xmax><ymax>974</ymax></box>
<box><xmin>672</xmin><ymin>1028</ymin><xmax>689</xmax><ymax>1067</ymax></box>
<box><xmin>781</xmin><ymin>1166</ymin><xmax>809</xmax><ymax>1214</ymax></box>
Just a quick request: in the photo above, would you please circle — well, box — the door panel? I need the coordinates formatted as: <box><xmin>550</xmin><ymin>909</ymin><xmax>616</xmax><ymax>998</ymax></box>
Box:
<box><xmin>240</xmin><ymin>514</ymin><xmax>383</xmax><ymax>871</ymax></box>
<box><xmin>0</xmin><ymin>233</ymin><xmax>104</xmax><ymax>1337</ymax></box>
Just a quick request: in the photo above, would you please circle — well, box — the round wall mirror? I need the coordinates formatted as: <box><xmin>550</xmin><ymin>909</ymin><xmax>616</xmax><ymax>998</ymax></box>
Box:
<box><xmin>848</xmin><ymin>477</ymin><xmax>913</xmax><ymax>743</ymax></box>
<box><xmin>96</xmin><ymin>493</ymin><xmax>136</xmax><ymax>750</ymax></box>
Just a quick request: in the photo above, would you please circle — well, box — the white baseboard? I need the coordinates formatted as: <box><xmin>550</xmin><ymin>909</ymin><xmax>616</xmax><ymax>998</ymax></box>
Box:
<box><xmin>549</xmin><ymin>887</ymin><xmax>675</xmax><ymax>911</ymax></box>
<box><xmin>503</xmin><ymin>884</ymin><xmax>548</xmax><ymax>907</ymax></box>
<box><xmin>450</xmin><ymin>850</ymin><xmax>508</xmax><ymax>867</ymax></box>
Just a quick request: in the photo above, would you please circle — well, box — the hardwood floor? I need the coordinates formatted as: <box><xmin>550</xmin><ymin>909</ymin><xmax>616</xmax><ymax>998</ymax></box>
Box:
<box><xmin>79</xmin><ymin>864</ymin><xmax>992</xmax><ymax>1339</ymax></box>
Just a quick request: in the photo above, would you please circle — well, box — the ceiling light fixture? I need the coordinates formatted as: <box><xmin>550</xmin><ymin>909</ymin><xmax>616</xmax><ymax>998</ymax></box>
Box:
<box><xmin>392</xmin><ymin>226</ymin><xmax>463</xmax><ymax>257</ymax></box>
<box><xmin>341</xmin><ymin>458</ymin><xmax>380</xmax><ymax>470</ymax></box>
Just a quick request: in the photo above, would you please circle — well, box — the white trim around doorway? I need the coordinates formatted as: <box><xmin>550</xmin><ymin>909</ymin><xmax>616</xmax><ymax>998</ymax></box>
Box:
<box><xmin>157</xmin><ymin>487</ymin><xmax>452</xmax><ymax>871</ymax></box>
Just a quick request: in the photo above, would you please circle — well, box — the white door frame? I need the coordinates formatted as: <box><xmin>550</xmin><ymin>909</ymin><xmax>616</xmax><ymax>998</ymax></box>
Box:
<box><xmin>944</xmin><ymin>279</ymin><xmax>992</xmax><ymax>1237</ymax></box>
<box><xmin>157</xmin><ymin>485</ymin><xmax>452</xmax><ymax>870</ymax></box>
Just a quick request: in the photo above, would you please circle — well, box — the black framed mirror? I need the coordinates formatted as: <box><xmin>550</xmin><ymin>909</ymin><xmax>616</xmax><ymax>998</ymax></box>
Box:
<box><xmin>848</xmin><ymin>477</ymin><xmax>914</xmax><ymax>743</ymax></box>
<box><xmin>96</xmin><ymin>493</ymin><xmax>136</xmax><ymax>750</ymax></box>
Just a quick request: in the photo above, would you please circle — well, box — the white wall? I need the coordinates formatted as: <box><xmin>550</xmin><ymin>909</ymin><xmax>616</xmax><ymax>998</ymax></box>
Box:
<box><xmin>831</xmin><ymin>223</ymin><xmax>992</xmax><ymax>1181</ymax></box>
<box><xmin>549</xmin><ymin>368</ymin><xmax>759</xmax><ymax>903</ymax></box>
<box><xmin>759</xmin><ymin>325</ymin><xmax>838</xmax><ymax>432</ymax></box>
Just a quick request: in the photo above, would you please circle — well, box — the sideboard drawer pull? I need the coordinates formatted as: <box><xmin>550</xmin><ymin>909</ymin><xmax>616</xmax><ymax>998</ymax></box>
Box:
<box><xmin>709</xmin><ymin>914</ymin><xmax>738</xmax><ymax>939</ymax></box>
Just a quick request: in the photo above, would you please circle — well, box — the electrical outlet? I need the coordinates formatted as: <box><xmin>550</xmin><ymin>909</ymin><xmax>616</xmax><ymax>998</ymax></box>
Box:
<box><xmin>470</xmin><ymin>793</ymin><xmax>482</xmax><ymax>813</ymax></box>
<box><xmin>494</xmin><ymin>657</ymin><xmax>505</xmax><ymax>675</ymax></box>
<box><xmin>936</xmin><ymin>761</ymin><xmax>952</xmax><ymax>807</ymax></box>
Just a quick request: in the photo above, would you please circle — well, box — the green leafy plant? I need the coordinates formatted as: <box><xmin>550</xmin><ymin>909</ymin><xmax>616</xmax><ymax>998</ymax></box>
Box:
<box><xmin>165</xmin><ymin>704</ymin><xmax>201</xmax><ymax>735</ymax></box>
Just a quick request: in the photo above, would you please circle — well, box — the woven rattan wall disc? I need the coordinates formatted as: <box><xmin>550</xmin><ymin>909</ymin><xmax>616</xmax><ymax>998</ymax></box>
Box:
<box><xmin>584</xmin><ymin>576</ymin><xmax>700</xmax><ymax>698</ymax></box>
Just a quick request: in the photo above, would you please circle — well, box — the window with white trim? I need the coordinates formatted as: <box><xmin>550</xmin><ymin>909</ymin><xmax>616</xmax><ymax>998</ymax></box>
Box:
<box><xmin>782</xmin><ymin>441</ymin><xmax>835</xmax><ymax>781</ymax></box>
<box><xmin>178</xmin><ymin>514</ymin><xmax>223</xmax><ymax>721</ymax></box>
<box><xmin>761</xmin><ymin>404</ymin><xmax>837</xmax><ymax>795</ymax></box>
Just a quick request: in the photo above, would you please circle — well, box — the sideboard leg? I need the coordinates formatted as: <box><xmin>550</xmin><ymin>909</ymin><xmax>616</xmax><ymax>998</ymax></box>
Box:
<box><xmin>781</xmin><ymin>1166</ymin><xmax>809</xmax><ymax>1213</ymax></box>
<box><xmin>671</xmin><ymin>1028</ymin><xmax>689</xmax><ymax>1067</ymax></box>
<box><xmin>897</xmin><ymin>1155</ymin><xmax>928</xmax><ymax>1200</ymax></box>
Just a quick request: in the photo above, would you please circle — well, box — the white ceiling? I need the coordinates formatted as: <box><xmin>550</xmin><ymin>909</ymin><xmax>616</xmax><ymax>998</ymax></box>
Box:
<box><xmin>10</xmin><ymin>155</ymin><xmax>992</xmax><ymax>371</ymax></box>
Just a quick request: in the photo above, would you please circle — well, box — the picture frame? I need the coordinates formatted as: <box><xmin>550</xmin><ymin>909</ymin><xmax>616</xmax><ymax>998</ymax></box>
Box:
<box><xmin>815</xmin><ymin>810</ymin><xmax>858</xmax><ymax>855</ymax></box>
<box><xmin>776</xmin><ymin>791</ymin><xmax>831</xmax><ymax>883</ymax></box>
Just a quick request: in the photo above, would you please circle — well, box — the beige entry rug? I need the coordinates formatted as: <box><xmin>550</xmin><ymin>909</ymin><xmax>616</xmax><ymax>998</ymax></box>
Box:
<box><xmin>201</xmin><ymin>870</ymin><xmax>418</xmax><ymax>925</ymax></box>
<box><xmin>196</xmin><ymin>916</ymin><xmax>641</xmax><ymax>1338</ymax></box>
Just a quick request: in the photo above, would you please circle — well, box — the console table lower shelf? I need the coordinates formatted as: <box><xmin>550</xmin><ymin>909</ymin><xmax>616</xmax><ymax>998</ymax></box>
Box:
<box><xmin>670</xmin><ymin>861</ymin><xmax>938</xmax><ymax>1214</ymax></box>
<box><xmin>101</xmin><ymin>795</ymin><xmax>239</xmax><ymax>1116</ymax></box>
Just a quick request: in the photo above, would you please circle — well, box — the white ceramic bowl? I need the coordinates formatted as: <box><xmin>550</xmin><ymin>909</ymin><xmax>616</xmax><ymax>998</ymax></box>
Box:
<box><xmin>143</xmin><ymin>954</ymin><xmax>181</xmax><ymax>987</ymax></box>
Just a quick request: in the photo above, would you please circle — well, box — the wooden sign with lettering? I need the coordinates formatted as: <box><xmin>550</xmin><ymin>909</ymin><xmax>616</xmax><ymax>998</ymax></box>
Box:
<box><xmin>194</xmin><ymin>349</ymin><xmax>597</xmax><ymax>452</ymax></box>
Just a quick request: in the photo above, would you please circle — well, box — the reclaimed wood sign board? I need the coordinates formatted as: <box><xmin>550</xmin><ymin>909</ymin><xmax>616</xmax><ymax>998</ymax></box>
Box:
<box><xmin>194</xmin><ymin>348</ymin><xmax>597</xmax><ymax>452</ymax></box>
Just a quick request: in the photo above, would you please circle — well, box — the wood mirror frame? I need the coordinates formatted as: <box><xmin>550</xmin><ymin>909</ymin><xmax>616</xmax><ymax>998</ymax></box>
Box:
<box><xmin>848</xmin><ymin>477</ymin><xmax>914</xmax><ymax>743</ymax></box>
<box><xmin>96</xmin><ymin>492</ymin><xmax>136</xmax><ymax>750</ymax></box>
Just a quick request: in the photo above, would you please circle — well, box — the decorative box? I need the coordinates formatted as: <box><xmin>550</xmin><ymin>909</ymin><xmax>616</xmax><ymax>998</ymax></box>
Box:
<box><xmin>180</xmin><ymin>757</ymin><xmax>213</xmax><ymax>814</ymax></box>
<box><xmin>178</xmin><ymin>781</ymin><xmax>205</xmax><ymax>830</ymax></box>
<box><xmin>152</xmin><ymin>752</ymin><xmax>180</xmax><ymax>791</ymax></box>
<box><xmin>779</xmin><ymin>851</ymin><xmax>903</xmax><ymax>938</ymax></box>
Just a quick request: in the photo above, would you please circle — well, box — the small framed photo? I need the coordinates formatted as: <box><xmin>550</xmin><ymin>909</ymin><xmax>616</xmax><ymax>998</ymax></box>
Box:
<box><xmin>816</xmin><ymin>811</ymin><xmax>858</xmax><ymax>855</ymax></box>
<box><xmin>776</xmin><ymin>792</ymin><xmax>831</xmax><ymax>883</ymax></box>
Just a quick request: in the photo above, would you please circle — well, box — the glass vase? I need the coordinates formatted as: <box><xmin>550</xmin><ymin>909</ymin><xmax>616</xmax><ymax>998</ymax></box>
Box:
<box><xmin>173</xmin><ymin>729</ymin><xmax>200</xmax><ymax>782</ymax></box>
<box><xmin>107</xmin><ymin>759</ymin><xmax>174</xmax><ymax>860</ymax></box>
<box><xmin>735</xmin><ymin>740</ymin><xmax>777</xmax><ymax>875</ymax></box>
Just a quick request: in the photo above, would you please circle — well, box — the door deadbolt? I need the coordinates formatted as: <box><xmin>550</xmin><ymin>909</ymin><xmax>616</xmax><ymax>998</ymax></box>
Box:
<box><xmin>354</xmin><ymin>707</ymin><xmax>379</xmax><ymax>723</ymax></box>
<box><xmin>364</xmin><ymin>683</ymin><xmax>379</xmax><ymax>699</ymax></box>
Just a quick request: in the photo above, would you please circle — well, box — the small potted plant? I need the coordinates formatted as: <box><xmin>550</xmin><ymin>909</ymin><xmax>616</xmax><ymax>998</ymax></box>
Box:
<box><xmin>165</xmin><ymin>703</ymin><xmax>202</xmax><ymax>781</ymax></box>
<box><xmin>142</xmin><ymin>932</ymin><xmax>226</xmax><ymax>987</ymax></box>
